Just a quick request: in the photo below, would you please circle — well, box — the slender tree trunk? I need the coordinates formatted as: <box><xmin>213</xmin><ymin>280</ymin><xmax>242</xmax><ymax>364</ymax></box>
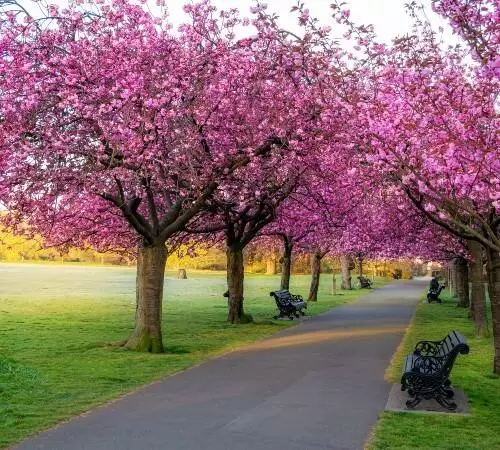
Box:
<box><xmin>266</xmin><ymin>252</ymin><xmax>277</xmax><ymax>275</ymax></box>
<box><xmin>358</xmin><ymin>256</ymin><xmax>364</xmax><ymax>277</ymax></box>
<box><xmin>468</xmin><ymin>240</ymin><xmax>489</xmax><ymax>337</ymax></box>
<box><xmin>227</xmin><ymin>245</ymin><xmax>251</xmax><ymax>323</ymax></box>
<box><xmin>340</xmin><ymin>255</ymin><xmax>352</xmax><ymax>290</ymax></box>
<box><xmin>308</xmin><ymin>252</ymin><xmax>322</xmax><ymax>302</ymax></box>
<box><xmin>446</xmin><ymin>261</ymin><xmax>453</xmax><ymax>297</ymax></box>
<box><xmin>486</xmin><ymin>248</ymin><xmax>500</xmax><ymax>374</ymax></box>
<box><xmin>280</xmin><ymin>238</ymin><xmax>293</xmax><ymax>290</ymax></box>
<box><xmin>450</xmin><ymin>258</ymin><xmax>458</xmax><ymax>298</ymax></box>
<box><xmin>331</xmin><ymin>270</ymin><xmax>337</xmax><ymax>295</ymax></box>
<box><xmin>455</xmin><ymin>256</ymin><xmax>470</xmax><ymax>308</ymax></box>
<box><xmin>124</xmin><ymin>243</ymin><xmax>167</xmax><ymax>353</ymax></box>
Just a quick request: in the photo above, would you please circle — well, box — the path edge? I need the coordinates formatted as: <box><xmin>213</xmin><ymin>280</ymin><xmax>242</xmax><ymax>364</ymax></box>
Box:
<box><xmin>363</xmin><ymin>292</ymin><xmax>421</xmax><ymax>450</ymax></box>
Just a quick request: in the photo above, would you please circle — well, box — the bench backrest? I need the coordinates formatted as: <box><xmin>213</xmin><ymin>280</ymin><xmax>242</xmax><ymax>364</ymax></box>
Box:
<box><xmin>270</xmin><ymin>289</ymin><xmax>293</xmax><ymax>306</ymax></box>
<box><xmin>415</xmin><ymin>330</ymin><xmax>469</xmax><ymax>357</ymax></box>
<box><xmin>438</xmin><ymin>331</ymin><xmax>469</xmax><ymax>380</ymax></box>
<box><xmin>412</xmin><ymin>330</ymin><xmax>469</xmax><ymax>378</ymax></box>
<box><xmin>435</xmin><ymin>330</ymin><xmax>469</xmax><ymax>357</ymax></box>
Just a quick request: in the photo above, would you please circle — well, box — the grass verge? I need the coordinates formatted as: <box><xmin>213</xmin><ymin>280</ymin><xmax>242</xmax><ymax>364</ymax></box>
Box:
<box><xmin>0</xmin><ymin>265</ymin><xmax>386</xmax><ymax>448</ymax></box>
<box><xmin>369</xmin><ymin>291</ymin><xmax>500</xmax><ymax>450</ymax></box>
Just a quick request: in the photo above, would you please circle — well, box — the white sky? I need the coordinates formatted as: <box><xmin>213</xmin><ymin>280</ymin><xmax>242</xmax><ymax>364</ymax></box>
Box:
<box><xmin>23</xmin><ymin>0</ymin><xmax>457</xmax><ymax>45</ymax></box>
<box><xmin>161</xmin><ymin>0</ymin><xmax>456</xmax><ymax>45</ymax></box>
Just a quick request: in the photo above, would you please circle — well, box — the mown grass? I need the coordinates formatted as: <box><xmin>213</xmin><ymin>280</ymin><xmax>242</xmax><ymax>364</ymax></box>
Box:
<box><xmin>0</xmin><ymin>263</ymin><xmax>386</xmax><ymax>448</ymax></box>
<box><xmin>369</xmin><ymin>291</ymin><xmax>500</xmax><ymax>450</ymax></box>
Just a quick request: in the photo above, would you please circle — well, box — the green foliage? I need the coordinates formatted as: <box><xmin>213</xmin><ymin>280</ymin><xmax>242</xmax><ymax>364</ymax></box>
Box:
<box><xmin>0</xmin><ymin>264</ymin><xmax>388</xmax><ymax>448</ymax></box>
<box><xmin>167</xmin><ymin>245</ymin><xmax>225</xmax><ymax>270</ymax></box>
<box><xmin>0</xmin><ymin>230</ymin><xmax>128</xmax><ymax>264</ymax></box>
<box><xmin>370</xmin><ymin>292</ymin><xmax>500</xmax><ymax>450</ymax></box>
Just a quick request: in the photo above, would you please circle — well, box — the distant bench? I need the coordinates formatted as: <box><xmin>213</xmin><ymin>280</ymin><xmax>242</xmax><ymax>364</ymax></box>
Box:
<box><xmin>357</xmin><ymin>276</ymin><xmax>372</xmax><ymax>289</ymax></box>
<box><xmin>401</xmin><ymin>330</ymin><xmax>469</xmax><ymax>410</ymax></box>
<box><xmin>270</xmin><ymin>289</ymin><xmax>307</xmax><ymax>320</ymax></box>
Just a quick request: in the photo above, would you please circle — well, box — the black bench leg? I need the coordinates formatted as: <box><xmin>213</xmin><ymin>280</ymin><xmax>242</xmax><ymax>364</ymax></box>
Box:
<box><xmin>405</xmin><ymin>393</ymin><xmax>423</xmax><ymax>409</ymax></box>
<box><xmin>435</xmin><ymin>389</ymin><xmax>457</xmax><ymax>410</ymax></box>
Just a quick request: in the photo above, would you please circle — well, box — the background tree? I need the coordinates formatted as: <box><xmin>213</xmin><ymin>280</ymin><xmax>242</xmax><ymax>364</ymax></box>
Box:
<box><xmin>0</xmin><ymin>0</ymin><xmax>331</xmax><ymax>350</ymax></box>
<box><xmin>354</xmin><ymin>0</ymin><xmax>499</xmax><ymax>371</ymax></box>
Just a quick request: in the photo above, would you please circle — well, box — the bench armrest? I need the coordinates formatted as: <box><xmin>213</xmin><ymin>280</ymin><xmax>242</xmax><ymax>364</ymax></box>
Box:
<box><xmin>409</xmin><ymin>355</ymin><xmax>446</xmax><ymax>375</ymax></box>
<box><xmin>414</xmin><ymin>339</ymin><xmax>442</xmax><ymax>356</ymax></box>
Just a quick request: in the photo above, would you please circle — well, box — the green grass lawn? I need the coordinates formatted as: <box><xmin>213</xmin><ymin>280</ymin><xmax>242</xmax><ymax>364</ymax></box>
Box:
<box><xmin>369</xmin><ymin>291</ymin><xmax>500</xmax><ymax>450</ymax></box>
<box><xmin>0</xmin><ymin>263</ymin><xmax>386</xmax><ymax>448</ymax></box>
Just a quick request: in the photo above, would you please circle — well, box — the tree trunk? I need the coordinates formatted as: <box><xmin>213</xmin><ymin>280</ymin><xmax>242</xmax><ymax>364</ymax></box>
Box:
<box><xmin>123</xmin><ymin>243</ymin><xmax>167</xmax><ymax>353</ymax></box>
<box><xmin>468</xmin><ymin>240</ymin><xmax>489</xmax><ymax>337</ymax></box>
<box><xmin>280</xmin><ymin>238</ymin><xmax>293</xmax><ymax>290</ymax></box>
<box><xmin>340</xmin><ymin>255</ymin><xmax>352</xmax><ymax>290</ymax></box>
<box><xmin>486</xmin><ymin>248</ymin><xmax>500</xmax><ymax>374</ymax></box>
<box><xmin>447</xmin><ymin>266</ymin><xmax>452</xmax><ymax>296</ymax></box>
<box><xmin>450</xmin><ymin>258</ymin><xmax>458</xmax><ymax>298</ymax></box>
<box><xmin>266</xmin><ymin>253</ymin><xmax>277</xmax><ymax>275</ymax></box>
<box><xmin>308</xmin><ymin>252</ymin><xmax>322</xmax><ymax>302</ymax></box>
<box><xmin>331</xmin><ymin>271</ymin><xmax>337</xmax><ymax>295</ymax></box>
<box><xmin>455</xmin><ymin>256</ymin><xmax>470</xmax><ymax>308</ymax></box>
<box><xmin>358</xmin><ymin>256</ymin><xmax>364</xmax><ymax>277</ymax></box>
<box><xmin>227</xmin><ymin>246</ymin><xmax>251</xmax><ymax>323</ymax></box>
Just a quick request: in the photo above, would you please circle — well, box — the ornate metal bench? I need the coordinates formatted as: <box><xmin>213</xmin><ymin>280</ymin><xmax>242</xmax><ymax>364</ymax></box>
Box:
<box><xmin>357</xmin><ymin>276</ymin><xmax>372</xmax><ymax>289</ymax></box>
<box><xmin>270</xmin><ymin>289</ymin><xmax>307</xmax><ymax>320</ymax></box>
<box><xmin>401</xmin><ymin>330</ymin><xmax>469</xmax><ymax>410</ymax></box>
<box><xmin>427</xmin><ymin>285</ymin><xmax>445</xmax><ymax>303</ymax></box>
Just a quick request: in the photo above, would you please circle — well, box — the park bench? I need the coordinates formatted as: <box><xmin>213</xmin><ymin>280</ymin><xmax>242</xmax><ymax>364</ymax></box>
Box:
<box><xmin>270</xmin><ymin>289</ymin><xmax>307</xmax><ymax>320</ymax></box>
<box><xmin>392</xmin><ymin>269</ymin><xmax>402</xmax><ymax>279</ymax></box>
<box><xmin>401</xmin><ymin>330</ymin><xmax>469</xmax><ymax>410</ymax></box>
<box><xmin>357</xmin><ymin>276</ymin><xmax>373</xmax><ymax>288</ymax></box>
<box><xmin>427</xmin><ymin>284</ymin><xmax>445</xmax><ymax>303</ymax></box>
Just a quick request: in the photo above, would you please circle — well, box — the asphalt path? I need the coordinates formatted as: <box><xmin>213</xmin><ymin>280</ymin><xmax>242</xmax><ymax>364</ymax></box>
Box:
<box><xmin>15</xmin><ymin>279</ymin><xmax>424</xmax><ymax>450</ymax></box>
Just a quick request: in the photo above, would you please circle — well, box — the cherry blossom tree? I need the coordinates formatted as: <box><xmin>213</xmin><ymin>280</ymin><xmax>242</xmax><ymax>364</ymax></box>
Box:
<box><xmin>432</xmin><ymin>0</ymin><xmax>499</xmax><ymax>73</ymax></box>
<box><xmin>188</xmin><ymin>165</ymin><xmax>304</xmax><ymax>323</ymax></box>
<box><xmin>0</xmin><ymin>0</ymin><xmax>329</xmax><ymax>350</ymax></box>
<box><xmin>264</xmin><ymin>204</ymin><xmax>316</xmax><ymax>291</ymax></box>
<box><xmin>356</xmin><ymin>0</ymin><xmax>499</xmax><ymax>371</ymax></box>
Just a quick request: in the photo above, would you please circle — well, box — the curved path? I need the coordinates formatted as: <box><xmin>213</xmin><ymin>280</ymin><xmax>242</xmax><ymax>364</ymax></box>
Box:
<box><xmin>16</xmin><ymin>279</ymin><xmax>424</xmax><ymax>450</ymax></box>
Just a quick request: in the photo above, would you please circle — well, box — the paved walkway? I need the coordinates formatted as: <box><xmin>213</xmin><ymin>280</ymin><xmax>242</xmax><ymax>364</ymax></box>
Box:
<box><xmin>16</xmin><ymin>280</ymin><xmax>424</xmax><ymax>450</ymax></box>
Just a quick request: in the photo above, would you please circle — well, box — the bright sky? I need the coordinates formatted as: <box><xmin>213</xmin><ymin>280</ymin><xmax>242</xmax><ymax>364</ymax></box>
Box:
<box><xmin>26</xmin><ymin>0</ymin><xmax>456</xmax><ymax>45</ymax></box>
<box><xmin>161</xmin><ymin>0</ymin><xmax>455</xmax><ymax>45</ymax></box>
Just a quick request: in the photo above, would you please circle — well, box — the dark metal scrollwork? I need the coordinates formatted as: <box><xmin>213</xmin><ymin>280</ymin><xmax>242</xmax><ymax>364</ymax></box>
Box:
<box><xmin>414</xmin><ymin>340</ymin><xmax>441</xmax><ymax>356</ymax></box>
<box><xmin>401</xmin><ymin>331</ymin><xmax>469</xmax><ymax>411</ymax></box>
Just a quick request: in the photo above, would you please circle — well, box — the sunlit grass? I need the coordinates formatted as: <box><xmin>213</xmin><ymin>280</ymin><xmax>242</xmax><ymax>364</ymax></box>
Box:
<box><xmin>0</xmin><ymin>263</ymin><xmax>387</xmax><ymax>448</ymax></box>
<box><xmin>369</xmin><ymin>291</ymin><xmax>500</xmax><ymax>450</ymax></box>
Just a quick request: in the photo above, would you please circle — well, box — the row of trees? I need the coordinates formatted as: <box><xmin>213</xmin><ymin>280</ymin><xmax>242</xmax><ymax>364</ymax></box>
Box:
<box><xmin>0</xmin><ymin>0</ymin><xmax>498</xmax><ymax>371</ymax></box>
<box><xmin>0</xmin><ymin>227</ymin><xmax>413</xmax><ymax>278</ymax></box>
